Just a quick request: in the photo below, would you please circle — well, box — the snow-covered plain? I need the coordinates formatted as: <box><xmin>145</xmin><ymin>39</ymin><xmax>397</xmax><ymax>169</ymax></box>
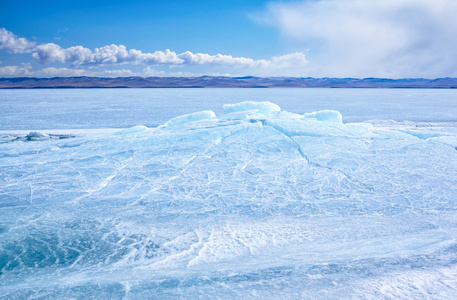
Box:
<box><xmin>1</xmin><ymin>90</ymin><xmax>457</xmax><ymax>299</ymax></box>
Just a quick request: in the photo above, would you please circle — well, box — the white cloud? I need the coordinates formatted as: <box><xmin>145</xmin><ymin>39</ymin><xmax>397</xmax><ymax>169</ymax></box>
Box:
<box><xmin>263</xmin><ymin>0</ymin><xmax>457</xmax><ymax>77</ymax></box>
<box><xmin>0</xmin><ymin>65</ymin><xmax>87</xmax><ymax>77</ymax></box>
<box><xmin>0</xmin><ymin>28</ymin><xmax>36</xmax><ymax>54</ymax></box>
<box><xmin>0</xmin><ymin>64</ymin><xmax>137</xmax><ymax>78</ymax></box>
<box><xmin>178</xmin><ymin>51</ymin><xmax>258</xmax><ymax>67</ymax></box>
<box><xmin>32</xmin><ymin>43</ymin><xmax>69</xmax><ymax>63</ymax></box>
<box><xmin>0</xmin><ymin>65</ymin><xmax>31</xmax><ymax>76</ymax></box>
<box><xmin>32</xmin><ymin>67</ymin><xmax>137</xmax><ymax>78</ymax></box>
<box><xmin>263</xmin><ymin>52</ymin><xmax>308</xmax><ymax>70</ymax></box>
<box><xmin>32</xmin><ymin>43</ymin><xmax>187</xmax><ymax>66</ymax></box>
<box><xmin>32</xmin><ymin>67</ymin><xmax>88</xmax><ymax>77</ymax></box>
<box><xmin>1</xmin><ymin>27</ymin><xmax>309</xmax><ymax>76</ymax></box>
<box><xmin>97</xmin><ymin>69</ymin><xmax>134</xmax><ymax>77</ymax></box>
<box><xmin>177</xmin><ymin>51</ymin><xmax>308</xmax><ymax>71</ymax></box>
<box><xmin>31</xmin><ymin>42</ymin><xmax>308</xmax><ymax>71</ymax></box>
<box><xmin>142</xmin><ymin>66</ymin><xmax>192</xmax><ymax>77</ymax></box>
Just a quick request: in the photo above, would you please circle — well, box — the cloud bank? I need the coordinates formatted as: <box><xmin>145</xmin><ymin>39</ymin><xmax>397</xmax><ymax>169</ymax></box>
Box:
<box><xmin>263</xmin><ymin>0</ymin><xmax>457</xmax><ymax>78</ymax></box>
<box><xmin>31</xmin><ymin>42</ymin><xmax>307</xmax><ymax>70</ymax></box>
<box><xmin>0</xmin><ymin>28</ymin><xmax>308</xmax><ymax>76</ymax></box>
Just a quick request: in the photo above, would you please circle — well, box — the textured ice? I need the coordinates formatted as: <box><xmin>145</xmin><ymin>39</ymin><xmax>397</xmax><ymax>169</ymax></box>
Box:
<box><xmin>161</xmin><ymin>110</ymin><xmax>216</xmax><ymax>128</ymax></box>
<box><xmin>223</xmin><ymin>101</ymin><xmax>281</xmax><ymax>117</ymax></box>
<box><xmin>114</xmin><ymin>125</ymin><xmax>150</xmax><ymax>135</ymax></box>
<box><xmin>1</xmin><ymin>101</ymin><xmax>457</xmax><ymax>299</ymax></box>
<box><xmin>303</xmin><ymin>110</ymin><xmax>343</xmax><ymax>123</ymax></box>
<box><xmin>26</xmin><ymin>131</ymin><xmax>49</xmax><ymax>140</ymax></box>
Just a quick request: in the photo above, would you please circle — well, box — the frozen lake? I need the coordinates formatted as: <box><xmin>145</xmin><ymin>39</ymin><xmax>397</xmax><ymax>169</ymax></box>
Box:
<box><xmin>1</xmin><ymin>88</ymin><xmax>457</xmax><ymax>130</ymax></box>
<box><xmin>1</xmin><ymin>88</ymin><xmax>457</xmax><ymax>299</ymax></box>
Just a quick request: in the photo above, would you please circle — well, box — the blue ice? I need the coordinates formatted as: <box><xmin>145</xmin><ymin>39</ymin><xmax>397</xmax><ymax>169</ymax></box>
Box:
<box><xmin>1</xmin><ymin>101</ymin><xmax>457</xmax><ymax>299</ymax></box>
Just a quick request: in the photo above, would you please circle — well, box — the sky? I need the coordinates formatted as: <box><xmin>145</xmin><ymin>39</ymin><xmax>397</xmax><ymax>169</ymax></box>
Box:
<box><xmin>1</xmin><ymin>0</ymin><xmax>456</xmax><ymax>78</ymax></box>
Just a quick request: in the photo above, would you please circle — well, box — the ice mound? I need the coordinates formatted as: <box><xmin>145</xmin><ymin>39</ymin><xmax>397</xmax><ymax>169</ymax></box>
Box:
<box><xmin>223</xmin><ymin>101</ymin><xmax>281</xmax><ymax>118</ymax></box>
<box><xmin>160</xmin><ymin>110</ymin><xmax>216</xmax><ymax>128</ymax></box>
<box><xmin>303</xmin><ymin>110</ymin><xmax>343</xmax><ymax>123</ymax></box>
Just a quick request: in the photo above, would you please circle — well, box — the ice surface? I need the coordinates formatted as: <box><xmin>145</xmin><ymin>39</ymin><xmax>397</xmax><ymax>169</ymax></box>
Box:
<box><xmin>161</xmin><ymin>110</ymin><xmax>216</xmax><ymax>128</ymax></box>
<box><xmin>2</xmin><ymin>88</ymin><xmax>457</xmax><ymax>130</ymax></box>
<box><xmin>114</xmin><ymin>125</ymin><xmax>150</xmax><ymax>135</ymax></box>
<box><xmin>223</xmin><ymin>101</ymin><xmax>281</xmax><ymax>117</ymax></box>
<box><xmin>1</xmin><ymin>101</ymin><xmax>457</xmax><ymax>299</ymax></box>
<box><xmin>303</xmin><ymin>110</ymin><xmax>343</xmax><ymax>123</ymax></box>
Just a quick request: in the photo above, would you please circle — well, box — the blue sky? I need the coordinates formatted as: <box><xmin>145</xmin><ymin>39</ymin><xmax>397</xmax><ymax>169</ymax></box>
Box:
<box><xmin>1</xmin><ymin>0</ymin><xmax>277</xmax><ymax>57</ymax></box>
<box><xmin>1</xmin><ymin>0</ymin><xmax>457</xmax><ymax>78</ymax></box>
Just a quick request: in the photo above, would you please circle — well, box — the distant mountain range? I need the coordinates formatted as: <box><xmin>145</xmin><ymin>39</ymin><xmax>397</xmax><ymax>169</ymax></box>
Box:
<box><xmin>1</xmin><ymin>76</ymin><xmax>457</xmax><ymax>88</ymax></box>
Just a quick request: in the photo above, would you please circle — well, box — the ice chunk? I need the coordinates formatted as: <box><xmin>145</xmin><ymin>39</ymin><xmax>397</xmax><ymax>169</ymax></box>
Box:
<box><xmin>223</xmin><ymin>101</ymin><xmax>281</xmax><ymax>118</ymax></box>
<box><xmin>303</xmin><ymin>110</ymin><xmax>343</xmax><ymax>123</ymax></box>
<box><xmin>220</xmin><ymin>109</ymin><xmax>260</xmax><ymax>121</ymax></box>
<box><xmin>114</xmin><ymin>125</ymin><xmax>149</xmax><ymax>135</ymax></box>
<box><xmin>161</xmin><ymin>110</ymin><xmax>216</xmax><ymax>128</ymax></box>
<box><xmin>276</xmin><ymin>111</ymin><xmax>304</xmax><ymax>120</ymax></box>
<box><xmin>26</xmin><ymin>131</ymin><xmax>49</xmax><ymax>140</ymax></box>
